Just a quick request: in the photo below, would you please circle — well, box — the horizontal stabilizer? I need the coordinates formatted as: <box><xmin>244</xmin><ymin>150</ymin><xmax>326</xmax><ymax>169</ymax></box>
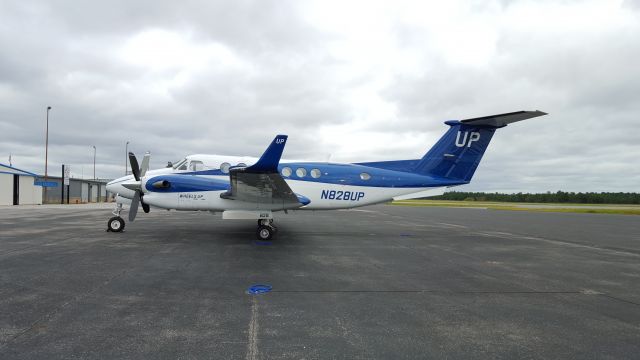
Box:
<box><xmin>246</xmin><ymin>135</ymin><xmax>288</xmax><ymax>173</ymax></box>
<box><xmin>460</xmin><ymin>110</ymin><xmax>547</xmax><ymax>127</ymax></box>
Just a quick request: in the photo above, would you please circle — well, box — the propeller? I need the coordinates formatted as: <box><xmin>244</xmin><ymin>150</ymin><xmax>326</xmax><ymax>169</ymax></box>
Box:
<box><xmin>127</xmin><ymin>152</ymin><xmax>151</xmax><ymax>221</ymax></box>
<box><xmin>129</xmin><ymin>152</ymin><xmax>140</xmax><ymax>181</ymax></box>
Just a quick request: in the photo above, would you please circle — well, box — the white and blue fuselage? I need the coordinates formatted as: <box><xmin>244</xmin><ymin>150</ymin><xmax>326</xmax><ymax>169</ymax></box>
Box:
<box><xmin>106</xmin><ymin>154</ymin><xmax>458</xmax><ymax>212</ymax></box>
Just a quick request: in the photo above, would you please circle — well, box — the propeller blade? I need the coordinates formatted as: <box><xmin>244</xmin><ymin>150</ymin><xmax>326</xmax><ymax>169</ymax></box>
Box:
<box><xmin>129</xmin><ymin>190</ymin><xmax>140</xmax><ymax>222</ymax></box>
<box><xmin>129</xmin><ymin>152</ymin><xmax>141</xmax><ymax>181</ymax></box>
<box><xmin>140</xmin><ymin>152</ymin><xmax>150</xmax><ymax>177</ymax></box>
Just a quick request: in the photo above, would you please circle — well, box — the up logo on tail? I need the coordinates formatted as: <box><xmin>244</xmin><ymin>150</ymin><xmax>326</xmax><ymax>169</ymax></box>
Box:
<box><xmin>455</xmin><ymin>131</ymin><xmax>481</xmax><ymax>148</ymax></box>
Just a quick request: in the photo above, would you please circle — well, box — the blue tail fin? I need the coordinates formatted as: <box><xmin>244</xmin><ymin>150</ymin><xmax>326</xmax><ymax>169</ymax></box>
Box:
<box><xmin>412</xmin><ymin>123</ymin><xmax>496</xmax><ymax>182</ymax></box>
<box><xmin>412</xmin><ymin>110</ymin><xmax>547</xmax><ymax>182</ymax></box>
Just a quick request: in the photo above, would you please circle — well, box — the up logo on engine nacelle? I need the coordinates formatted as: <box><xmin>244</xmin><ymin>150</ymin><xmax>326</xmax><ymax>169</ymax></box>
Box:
<box><xmin>455</xmin><ymin>131</ymin><xmax>481</xmax><ymax>148</ymax></box>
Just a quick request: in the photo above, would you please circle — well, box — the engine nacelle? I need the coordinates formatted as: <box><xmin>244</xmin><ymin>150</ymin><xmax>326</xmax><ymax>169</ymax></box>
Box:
<box><xmin>151</xmin><ymin>180</ymin><xmax>171</xmax><ymax>189</ymax></box>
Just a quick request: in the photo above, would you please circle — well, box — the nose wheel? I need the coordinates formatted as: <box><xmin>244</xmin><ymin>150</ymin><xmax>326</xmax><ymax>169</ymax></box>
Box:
<box><xmin>256</xmin><ymin>219</ymin><xmax>277</xmax><ymax>240</ymax></box>
<box><xmin>107</xmin><ymin>202</ymin><xmax>125</xmax><ymax>232</ymax></box>
<box><xmin>107</xmin><ymin>216</ymin><xmax>125</xmax><ymax>232</ymax></box>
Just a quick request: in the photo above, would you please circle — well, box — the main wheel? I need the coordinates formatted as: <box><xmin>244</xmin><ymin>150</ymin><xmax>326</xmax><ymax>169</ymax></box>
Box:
<box><xmin>108</xmin><ymin>216</ymin><xmax>125</xmax><ymax>232</ymax></box>
<box><xmin>256</xmin><ymin>225</ymin><xmax>274</xmax><ymax>241</ymax></box>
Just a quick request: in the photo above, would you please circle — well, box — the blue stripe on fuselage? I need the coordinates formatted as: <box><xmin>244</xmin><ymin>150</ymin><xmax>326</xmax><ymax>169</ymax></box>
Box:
<box><xmin>145</xmin><ymin>175</ymin><xmax>229</xmax><ymax>193</ymax></box>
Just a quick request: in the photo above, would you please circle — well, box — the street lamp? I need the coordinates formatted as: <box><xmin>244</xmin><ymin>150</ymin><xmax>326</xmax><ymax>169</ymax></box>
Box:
<box><xmin>125</xmin><ymin>141</ymin><xmax>130</xmax><ymax>175</ymax></box>
<box><xmin>92</xmin><ymin>145</ymin><xmax>96</xmax><ymax>180</ymax></box>
<box><xmin>44</xmin><ymin>106</ymin><xmax>52</xmax><ymax>202</ymax></box>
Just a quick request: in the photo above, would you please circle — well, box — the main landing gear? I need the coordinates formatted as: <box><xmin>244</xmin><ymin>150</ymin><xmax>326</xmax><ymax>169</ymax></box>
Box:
<box><xmin>256</xmin><ymin>219</ymin><xmax>277</xmax><ymax>241</ymax></box>
<box><xmin>107</xmin><ymin>203</ymin><xmax>125</xmax><ymax>232</ymax></box>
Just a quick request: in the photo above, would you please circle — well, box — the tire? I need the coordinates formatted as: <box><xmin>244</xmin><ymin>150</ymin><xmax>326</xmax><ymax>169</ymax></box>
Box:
<box><xmin>256</xmin><ymin>225</ymin><xmax>273</xmax><ymax>241</ymax></box>
<box><xmin>108</xmin><ymin>216</ymin><xmax>125</xmax><ymax>232</ymax></box>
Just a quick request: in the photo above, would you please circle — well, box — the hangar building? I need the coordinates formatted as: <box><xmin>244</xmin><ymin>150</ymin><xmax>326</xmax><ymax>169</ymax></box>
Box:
<box><xmin>1</xmin><ymin>163</ymin><xmax>111</xmax><ymax>205</ymax></box>
<box><xmin>0</xmin><ymin>163</ymin><xmax>43</xmax><ymax>205</ymax></box>
<box><xmin>38</xmin><ymin>176</ymin><xmax>110</xmax><ymax>204</ymax></box>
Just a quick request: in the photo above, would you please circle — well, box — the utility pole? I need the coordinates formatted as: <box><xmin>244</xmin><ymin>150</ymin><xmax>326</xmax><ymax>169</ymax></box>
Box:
<box><xmin>125</xmin><ymin>141</ymin><xmax>130</xmax><ymax>175</ymax></box>
<box><xmin>92</xmin><ymin>145</ymin><xmax>96</xmax><ymax>180</ymax></box>
<box><xmin>44</xmin><ymin>106</ymin><xmax>52</xmax><ymax>202</ymax></box>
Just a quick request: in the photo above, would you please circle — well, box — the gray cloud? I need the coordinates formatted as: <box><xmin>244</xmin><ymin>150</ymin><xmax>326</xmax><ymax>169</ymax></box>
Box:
<box><xmin>0</xmin><ymin>0</ymin><xmax>638</xmax><ymax>192</ymax></box>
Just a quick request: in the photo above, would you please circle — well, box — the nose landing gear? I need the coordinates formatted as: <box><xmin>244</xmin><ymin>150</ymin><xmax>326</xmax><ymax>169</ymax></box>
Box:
<box><xmin>107</xmin><ymin>203</ymin><xmax>125</xmax><ymax>232</ymax></box>
<box><xmin>108</xmin><ymin>216</ymin><xmax>125</xmax><ymax>232</ymax></box>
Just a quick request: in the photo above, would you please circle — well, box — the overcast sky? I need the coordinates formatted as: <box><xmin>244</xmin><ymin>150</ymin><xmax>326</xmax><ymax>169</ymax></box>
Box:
<box><xmin>1</xmin><ymin>0</ymin><xmax>638</xmax><ymax>192</ymax></box>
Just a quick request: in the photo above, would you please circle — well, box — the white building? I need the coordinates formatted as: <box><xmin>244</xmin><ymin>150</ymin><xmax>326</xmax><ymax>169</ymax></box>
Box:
<box><xmin>0</xmin><ymin>163</ymin><xmax>43</xmax><ymax>205</ymax></box>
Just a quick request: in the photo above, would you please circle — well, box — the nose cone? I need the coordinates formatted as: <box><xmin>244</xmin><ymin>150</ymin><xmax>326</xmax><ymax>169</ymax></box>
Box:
<box><xmin>107</xmin><ymin>176</ymin><xmax>137</xmax><ymax>198</ymax></box>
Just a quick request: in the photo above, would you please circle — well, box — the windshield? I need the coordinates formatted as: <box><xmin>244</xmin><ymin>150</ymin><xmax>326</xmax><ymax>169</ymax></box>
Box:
<box><xmin>172</xmin><ymin>158</ymin><xmax>188</xmax><ymax>170</ymax></box>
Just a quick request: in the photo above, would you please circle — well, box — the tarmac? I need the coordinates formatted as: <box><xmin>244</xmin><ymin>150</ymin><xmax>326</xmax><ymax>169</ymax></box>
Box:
<box><xmin>0</xmin><ymin>203</ymin><xmax>639</xmax><ymax>359</ymax></box>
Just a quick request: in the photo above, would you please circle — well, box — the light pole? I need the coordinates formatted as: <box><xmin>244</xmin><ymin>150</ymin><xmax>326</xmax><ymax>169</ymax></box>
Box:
<box><xmin>44</xmin><ymin>106</ymin><xmax>52</xmax><ymax>202</ymax></box>
<box><xmin>92</xmin><ymin>145</ymin><xmax>96</xmax><ymax>180</ymax></box>
<box><xmin>125</xmin><ymin>141</ymin><xmax>130</xmax><ymax>175</ymax></box>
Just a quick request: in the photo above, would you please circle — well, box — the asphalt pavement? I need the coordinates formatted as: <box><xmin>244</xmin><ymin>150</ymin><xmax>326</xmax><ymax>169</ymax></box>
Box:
<box><xmin>0</xmin><ymin>204</ymin><xmax>639</xmax><ymax>359</ymax></box>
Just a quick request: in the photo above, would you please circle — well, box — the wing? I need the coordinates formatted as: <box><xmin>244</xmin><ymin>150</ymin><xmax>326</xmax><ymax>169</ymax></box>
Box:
<box><xmin>220</xmin><ymin>135</ymin><xmax>304</xmax><ymax>210</ymax></box>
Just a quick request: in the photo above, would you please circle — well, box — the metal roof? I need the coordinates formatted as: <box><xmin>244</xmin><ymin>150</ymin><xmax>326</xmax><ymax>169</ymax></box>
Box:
<box><xmin>0</xmin><ymin>163</ymin><xmax>39</xmax><ymax>177</ymax></box>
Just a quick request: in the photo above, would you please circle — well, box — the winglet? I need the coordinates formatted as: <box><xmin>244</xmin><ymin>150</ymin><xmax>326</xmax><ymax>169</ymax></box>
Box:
<box><xmin>246</xmin><ymin>135</ymin><xmax>288</xmax><ymax>173</ymax></box>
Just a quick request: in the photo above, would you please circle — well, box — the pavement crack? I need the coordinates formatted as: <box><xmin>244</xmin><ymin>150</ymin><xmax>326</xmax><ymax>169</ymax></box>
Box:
<box><xmin>600</xmin><ymin>294</ymin><xmax>640</xmax><ymax>307</ymax></box>
<box><xmin>270</xmin><ymin>290</ymin><xmax>583</xmax><ymax>294</ymax></box>
<box><xmin>246</xmin><ymin>297</ymin><xmax>259</xmax><ymax>360</ymax></box>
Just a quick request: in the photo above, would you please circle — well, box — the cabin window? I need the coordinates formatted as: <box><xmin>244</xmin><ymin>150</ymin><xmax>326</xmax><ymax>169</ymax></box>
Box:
<box><xmin>360</xmin><ymin>172</ymin><xmax>371</xmax><ymax>180</ymax></box>
<box><xmin>220</xmin><ymin>162</ymin><xmax>231</xmax><ymax>174</ymax></box>
<box><xmin>189</xmin><ymin>160</ymin><xmax>204</xmax><ymax>171</ymax></box>
<box><xmin>296</xmin><ymin>168</ymin><xmax>307</xmax><ymax>178</ymax></box>
<box><xmin>310</xmin><ymin>169</ymin><xmax>321</xmax><ymax>178</ymax></box>
<box><xmin>281</xmin><ymin>167</ymin><xmax>292</xmax><ymax>177</ymax></box>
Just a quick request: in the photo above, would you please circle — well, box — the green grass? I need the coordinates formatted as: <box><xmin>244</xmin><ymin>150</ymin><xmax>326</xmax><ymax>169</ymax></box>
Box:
<box><xmin>390</xmin><ymin>200</ymin><xmax>640</xmax><ymax>215</ymax></box>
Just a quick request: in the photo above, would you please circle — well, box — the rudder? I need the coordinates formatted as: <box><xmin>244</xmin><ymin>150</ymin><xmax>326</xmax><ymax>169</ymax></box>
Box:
<box><xmin>412</xmin><ymin>122</ymin><xmax>496</xmax><ymax>182</ymax></box>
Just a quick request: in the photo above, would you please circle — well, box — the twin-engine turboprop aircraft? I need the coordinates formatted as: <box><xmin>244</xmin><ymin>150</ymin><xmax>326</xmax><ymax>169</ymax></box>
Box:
<box><xmin>106</xmin><ymin>110</ymin><xmax>547</xmax><ymax>240</ymax></box>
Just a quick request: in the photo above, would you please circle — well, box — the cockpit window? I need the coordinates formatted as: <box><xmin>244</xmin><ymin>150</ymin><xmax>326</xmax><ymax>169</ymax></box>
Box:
<box><xmin>173</xmin><ymin>159</ymin><xmax>188</xmax><ymax>170</ymax></box>
<box><xmin>189</xmin><ymin>160</ymin><xmax>204</xmax><ymax>171</ymax></box>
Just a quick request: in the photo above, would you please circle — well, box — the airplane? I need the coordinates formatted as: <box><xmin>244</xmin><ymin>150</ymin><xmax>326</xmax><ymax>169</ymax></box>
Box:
<box><xmin>105</xmin><ymin>110</ymin><xmax>547</xmax><ymax>240</ymax></box>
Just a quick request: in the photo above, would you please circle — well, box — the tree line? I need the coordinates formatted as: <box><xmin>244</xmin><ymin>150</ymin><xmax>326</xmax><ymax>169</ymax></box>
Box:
<box><xmin>427</xmin><ymin>191</ymin><xmax>640</xmax><ymax>204</ymax></box>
